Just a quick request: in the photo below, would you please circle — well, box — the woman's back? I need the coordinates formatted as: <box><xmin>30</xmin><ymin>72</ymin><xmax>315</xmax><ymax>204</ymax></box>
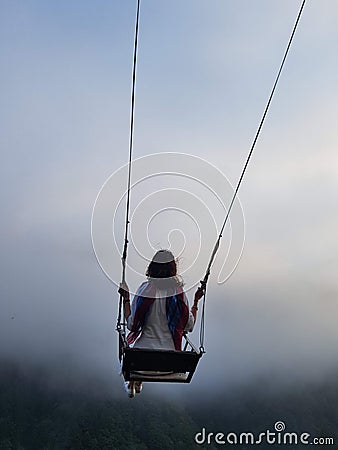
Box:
<box><xmin>133</xmin><ymin>288</ymin><xmax>175</xmax><ymax>350</ymax></box>
<box><xmin>127</xmin><ymin>282</ymin><xmax>194</xmax><ymax>351</ymax></box>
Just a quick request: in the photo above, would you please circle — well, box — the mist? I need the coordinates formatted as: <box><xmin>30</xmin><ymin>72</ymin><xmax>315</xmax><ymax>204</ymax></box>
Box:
<box><xmin>1</xmin><ymin>0</ymin><xmax>338</xmax><ymax>406</ymax></box>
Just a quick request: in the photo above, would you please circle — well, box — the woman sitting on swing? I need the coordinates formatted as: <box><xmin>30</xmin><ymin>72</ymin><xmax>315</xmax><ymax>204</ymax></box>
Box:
<box><xmin>119</xmin><ymin>249</ymin><xmax>204</xmax><ymax>397</ymax></box>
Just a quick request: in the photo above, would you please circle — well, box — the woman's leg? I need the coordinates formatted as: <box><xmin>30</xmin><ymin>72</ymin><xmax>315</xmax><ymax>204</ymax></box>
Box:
<box><xmin>124</xmin><ymin>381</ymin><xmax>136</xmax><ymax>398</ymax></box>
<box><xmin>135</xmin><ymin>381</ymin><xmax>142</xmax><ymax>394</ymax></box>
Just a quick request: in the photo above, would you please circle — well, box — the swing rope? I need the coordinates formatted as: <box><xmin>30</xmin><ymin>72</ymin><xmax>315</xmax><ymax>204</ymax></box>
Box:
<box><xmin>117</xmin><ymin>0</ymin><xmax>307</xmax><ymax>354</ymax></box>
<box><xmin>117</xmin><ymin>0</ymin><xmax>141</xmax><ymax>334</ymax></box>
<box><xmin>198</xmin><ymin>0</ymin><xmax>306</xmax><ymax>351</ymax></box>
<box><xmin>200</xmin><ymin>0</ymin><xmax>306</xmax><ymax>289</ymax></box>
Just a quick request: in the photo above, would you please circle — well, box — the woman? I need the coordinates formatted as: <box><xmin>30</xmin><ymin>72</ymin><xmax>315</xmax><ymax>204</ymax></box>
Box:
<box><xmin>119</xmin><ymin>249</ymin><xmax>204</xmax><ymax>397</ymax></box>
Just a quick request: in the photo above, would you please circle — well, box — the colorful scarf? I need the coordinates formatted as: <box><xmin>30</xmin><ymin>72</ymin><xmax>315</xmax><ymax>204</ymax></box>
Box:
<box><xmin>127</xmin><ymin>281</ymin><xmax>189</xmax><ymax>351</ymax></box>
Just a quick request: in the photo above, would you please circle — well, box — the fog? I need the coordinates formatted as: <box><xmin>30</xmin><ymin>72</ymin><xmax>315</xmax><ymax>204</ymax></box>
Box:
<box><xmin>1</xmin><ymin>0</ymin><xmax>338</xmax><ymax>401</ymax></box>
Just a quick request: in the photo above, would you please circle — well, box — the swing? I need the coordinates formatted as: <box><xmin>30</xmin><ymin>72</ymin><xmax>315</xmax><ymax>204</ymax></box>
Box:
<box><xmin>119</xmin><ymin>333</ymin><xmax>202</xmax><ymax>383</ymax></box>
<box><xmin>116</xmin><ymin>0</ymin><xmax>306</xmax><ymax>384</ymax></box>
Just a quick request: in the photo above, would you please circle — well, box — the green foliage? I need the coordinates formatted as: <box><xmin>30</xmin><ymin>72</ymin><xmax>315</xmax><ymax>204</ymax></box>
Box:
<box><xmin>0</xmin><ymin>364</ymin><xmax>205</xmax><ymax>450</ymax></box>
<box><xmin>0</xmin><ymin>362</ymin><xmax>337</xmax><ymax>449</ymax></box>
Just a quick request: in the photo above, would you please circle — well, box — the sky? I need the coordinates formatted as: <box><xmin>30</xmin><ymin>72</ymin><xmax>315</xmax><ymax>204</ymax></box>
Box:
<box><xmin>1</xmin><ymin>0</ymin><xmax>338</xmax><ymax>399</ymax></box>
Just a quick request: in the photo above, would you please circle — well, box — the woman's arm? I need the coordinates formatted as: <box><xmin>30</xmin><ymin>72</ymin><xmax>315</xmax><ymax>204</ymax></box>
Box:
<box><xmin>191</xmin><ymin>287</ymin><xmax>204</xmax><ymax>322</ymax></box>
<box><xmin>118</xmin><ymin>283</ymin><xmax>131</xmax><ymax>319</ymax></box>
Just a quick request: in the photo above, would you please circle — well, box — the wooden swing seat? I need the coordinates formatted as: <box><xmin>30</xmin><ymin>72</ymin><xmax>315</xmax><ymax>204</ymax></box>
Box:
<box><xmin>119</xmin><ymin>332</ymin><xmax>202</xmax><ymax>383</ymax></box>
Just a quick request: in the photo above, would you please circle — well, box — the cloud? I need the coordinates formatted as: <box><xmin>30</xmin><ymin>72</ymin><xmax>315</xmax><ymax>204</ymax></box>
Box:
<box><xmin>1</xmin><ymin>0</ymin><xmax>337</xmax><ymax>399</ymax></box>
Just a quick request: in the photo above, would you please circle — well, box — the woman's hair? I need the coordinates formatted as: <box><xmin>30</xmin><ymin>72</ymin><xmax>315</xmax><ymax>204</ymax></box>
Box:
<box><xmin>146</xmin><ymin>250</ymin><xmax>182</xmax><ymax>287</ymax></box>
<box><xmin>146</xmin><ymin>250</ymin><xmax>176</xmax><ymax>278</ymax></box>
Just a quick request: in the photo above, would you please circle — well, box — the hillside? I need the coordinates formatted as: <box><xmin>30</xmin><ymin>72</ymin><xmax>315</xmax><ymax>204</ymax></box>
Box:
<box><xmin>0</xmin><ymin>362</ymin><xmax>337</xmax><ymax>449</ymax></box>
